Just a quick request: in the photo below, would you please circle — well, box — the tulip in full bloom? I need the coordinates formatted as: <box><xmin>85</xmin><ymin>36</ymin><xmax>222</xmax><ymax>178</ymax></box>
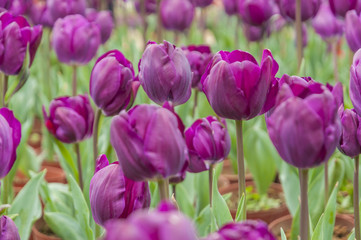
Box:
<box><xmin>47</xmin><ymin>0</ymin><xmax>86</xmax><ymax>23</ymax></box>
<box><xmin>329</xmin><ymin>0</ymin><xmax>357</xmax><ymax>18</ymax></box>
<box><xmin>350</xmin><ymin>49</ymin><xmax>361</xmax><ymax>114</ymax></box>
<box><xmin>0</xmin><ymin>11</ymin><xmax>43</xmax><ymax>75</ymax></box>
<box><xmin>52</xmin><ymin>14</ymin><xmax>101</xmax><ymax>65</ymax></box>
<box><xmin>85</xmin><ymin>8</ymin><xmax>114</xmax><ymax>44</ymax></box>
<box><xmin>160</xmin><ymin>0</ymin><xmax>195</xmax><ymax>31</ymax></box>
<box><xmin>90</xmin><ymin>155</ymin><xmax>150</xmax><ymax>226</ymax></box>
<box><xmin>201</xmin><ymin>49</ymin><xmax>278</xmax><ymax>120</ymax></box>
<box><xmin>238</xmin><ymin>0</ymin><xmax>275</xmax><ymax>26</ymax></box>
<box><xmin>312</xmin><ymin>3</ymin><xmax>343</xmax><ymax>41</ymax></box>
<box><xmin>43</xmin><ymin>95</ymin><xmax>94</xmax><ymax>144</ymax></box>
<box><xmin>276</xmin><ymin>0</ymin><xmax>321</xmax><ymax>21</ymax></box>
<box><xmin>0</xmin><ymin>216</ymin><xmax>20</xmax><ymax>240</ymax></box>
<box><xmin>139</xmin><ymin>41</ymin><xmax>192</xmax><ymax>106</ymax></box>
<box><xmin>338</xmin><ymin>109</ymin><xmax>361</xmax><ymax>158</ymax></box>
<box><xmin>110</xmin><ymin>104</ymin><xmax>188</xmax><ymax>181</ymax></box>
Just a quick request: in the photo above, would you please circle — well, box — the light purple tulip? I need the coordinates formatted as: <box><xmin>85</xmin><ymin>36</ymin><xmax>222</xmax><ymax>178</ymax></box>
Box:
<box><xmin>276</xmin><ymin>0</ymin><xmax>321</xmax><ymax>21</ymax></box>
<box><xmin>0</xmin><ymin>216</ymin><xmax>20</xmax><ymax>240</ymax></box>
<box><xmin>350</xmin><ymin>49</ymin><xmax>361</xmax><ymax>114</ymax></box>
<box><xmin>160</xmin><ymin>0</ymin><xmax>195</xmax><ymax>31</ymax></box>
<box><xmin>85</xmin><ymin>8</ymin><xmax>114</xmax><ymax>44</ymax></box>
<box><xmin>222</xmin><ymin>0</ymin><xmax>239</xmax><ymax>15</ymax></box>
<box><xmin>29</xmin><ymin>2</ymin><xmax>53</xmax><ymax>27</ymax></box>
<box><xmin>345</xmin><ymin>10</ymin><xmax>361</xmax><ymax>52</ymax></box>
<box><xmin>47</xmin><ymin>0</ymin><xmax>86</xmax><ymax>23</ymax></box>
<box><xmin>338</xmin><ymin>109</ymin><xmax>361</xmax><ymax>157</ymax></box>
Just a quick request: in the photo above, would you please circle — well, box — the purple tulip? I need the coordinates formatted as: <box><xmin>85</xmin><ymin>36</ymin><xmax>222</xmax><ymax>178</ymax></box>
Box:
<box><xmin>7</xmin><ymin>0</ymin><xmax>30</xmax><ymax>16</ymax></box>
<box><xmin>110</xmin><ymin>104</ymin><xmax>188</xmax><ymax>181</ymax></box>
<box><xmin>350</xmin><ymin>49</ymin><xmax>361</xmax><ymax>114</ymax></box>
<box><xmin>243</xmin><ymin>23</ymin><xmax>265</xmax><ymax>42</ymax></box>
<box><xmin>29</xmin><ymin>2</ymin><xmax>53</xmax><ymax>27</ymax></box>
<box><xmin>329</xmin><ymin>0</ymin><xmax>357</xmax><ymax>18</ymax></box>
<box><xmin>337</xmin><ymin>109</ymin><xmax>361</xmax><ymax>157</ymax></box>
<box><xmin>0</xmin><ymin>11</ymin><xmax>42</xmax><ymax>75</ymax></box>
<box><xmin>276</xmin><ymin>0</ymin><xmax>321</xmax><ymax>21</ymax></box>
<box><xmin>186</xmin><ymin>116</ymin><xmax>231</xmax><ymax>173</ymax></box>
<box><xmin>345</xmin><ymin>10</ymin><xmax>361</xmax><ymax>52</ymax></box>
<box><xmin>327</xmin><ymin>82</ymin><xmax>344</xmax><ymax>109</ymax></box>
<box><xmin>191</xmin><ymin>0</ymin><xmax>213</xmax><ymax>8</ymax></box>
<box><xmin>267</xmin><ymin>75</ymin><xmax>341</xmax><ymax>168</ymax></box>
<box><xmin>181</xmin><ymin>45</ymin><xmax>213</xmax><ymax>91</ymax></box>
<box><xmin>201</xmin><ymin>49</ymin><xmax>278</xmax><ymax>120</ymax></box>
<box><xmin>90</xmin><ymin>50</ymin><xmax>139</xmax><ymax>116</ymax></box>
<box><xmin>0</xmin><ymin>108</ymin><xmax>21</xmax><ymax>179</ymax></box>
<box><xmin>222</xmin><ymin>0</ymin><xmax>239</xmax><ymax>15</ymax></box>
<box><xmin>0</xmin><ymin>0</ymin><xmax>13</xmax><ymax>9</ymax></box>
<box><xmin>47</xmin><ymin>0</ymin><xmax>86</xmax><ymax>23</ymax></box>
<box><xmin>238</xmin><ymin>0</ymin><xmax>275</xmax><ymax>26</ymax></box>
<box><xmin>43</xmin><ymin>95</ymin><xmax>94</xmax><ymax>144</ymax></box>
<box><xmin>104</xmin><ymin>201</ymin><xmax>198</xmax><ymax>240</ymax></box>
<box><xmin>52</xmin><ymin>14</ymin><xmax>101</xmax><ymax>65</ymax></box>
<box><xmin>139</xmin><ymin>41</ymin><xmax>192</xmax><ymax>106</ymax></box>
<box><xmin>0</xmin><ymin>216</ymin><xmax>20</xmax><ymax>240</ymax></box>
<box><xmin>203</xmin><ymin>220</ymin><xmax>276</xmax><ymax>240</ymax></box>
<box><xmin>160</xmin><ymin>0</ymin><xmax>195</xmax><ymax>31</ymax></box>
<box><xmin>134</xmin><ymin>0</ymin><xmax>157</xmax><ymax>14</ymax></box>
<box><xmin>90</xmin><ymin>154</ymin><xmax>150</xmax><ymax>226</ymax></box>
<box><xmin>260</xmin><ymin>77</ymin><xmax>280</xmax><ymax>115</ymax></box>
<box><xmin>85</xmin><ymin>8</ymin><xmax>114</xmax><ymax>44</ymax></box>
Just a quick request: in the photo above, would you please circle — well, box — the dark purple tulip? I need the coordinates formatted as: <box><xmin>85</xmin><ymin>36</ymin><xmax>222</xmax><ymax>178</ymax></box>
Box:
<box><xmin>90</xmin><ymin>50</ymin><xmax>139</xmax><ymax>116</ymax></box>
<box><xmin>90</xmin><ymin>154</ymin><xmax>150</xmax><ymax>226</ymax></box>
<box><xmin>139</xmin><ymin>41</ymin><xmax>192</xmax><ymax>106</ymax></box>
<box><xmin>181</xmin><ymin>45</ymin><xmax>213</xmax><ymax>91</ymax></box>
<box><xmin>201</xmin><ymin>49</ymin><xmax>278</xmax><ymax>120</ymax></box>
<box><xmin>350</xmin><ymin>49</ymin><xmax>361</xmax><ymax>114</ymax></box>
<box><xmin>243</xmin><ymin>23</ymin><xmax>264</xmax><ymax>42</ymax></box>
<box><xmin>203</xmin><ymin>220</ymin><xmax>276</xmax><ymax>240</ymax></box>
<box><xmin>0</xmin><ymin>108</ymin><xmax>21</xmax><ymax>179</ymax></box>
<box><xmin>0</xmin><ymin>0</ymin><xmax>12</xmax><ymax>9</ymax></box>
<box><xmin>222</xmin><ymin>0</ymin><xmax>239</xmax><ymax>15</ymax></box>
<box><xmin>134</xmin><ymin>0</ymin><xmax>157</xmax><ymax>14</ymax></box>
<box><xmin>52</xmin><ymin>14</ymin><xmax>101</xmax><ymax>65</ymax></box>
<box><xmin>110</xmin><ymin>104</ymin><xmax>188</xmax><ymax>181</ymax></box>
<box><xmin>327</xmin><ymin>82</ymin><xmax>344</xmax><ymax>109</ymax></box>
<box><xmin>47</xmin><ymin>0</ymin><xmax>86</xmax><ymax>23</ymax></box>
<box><xmin>160</xmin><ymin>0</ymin><xmax>195</xmax><ymax>31</ymax></box>
<box><xmin>0</xmin><ymin>12</ymin><xmax>42</xmax><ymax>75</ymax></box>
<box><xmin>267</xmin><ymin>75</ymin><xmax>341</xmax><ymax>168</ymax></box>
<box><xmin>186</xmin><ymin>116</ymin><xmax>231</xmax><ymax>173</ymax></box>
<box><xmin>29</xmin><ymin>2</ymin><xmax>53</xmax><ymax>27</ymax></box>
<box><xmin>104</xmin><ymin>201</ymin><xmax>198</xmax><ymax>240</ymax></box>
<box><xmin>85</xmin><ymin>8</ymin><xmax>114</xmax><ymax>44</ymax></box>
<box><xmin>276</xmin><ymin>0</ymin><xmax>321</xmax><ymax>21</ymax></box>
<box><xmin>337</xmin><ymin>109</ymin><xmax>361</xmax><ymax>157</ymax></box>
<box><xmin>345</xmin><ymin>10</ymin><xmax>361</xmax><ymax>52</ymax></box>
<box><xmin>260</xmin><ymin>77</ymin><xmax>280</xmax><ymax>115</ymax></box>
<box><xmin>329</xmin><ymin>0</ymin><xmax>357</xmax><ymax>18</ymax></box>
<box><xmin>312</xmin><ymin>3</ymin><xmax>344</xmax><ymax>41</ymax></box>
<box><xmin>0</xmin><ymin>216</ymin><xmax>20</xmax><ymax>240</ymax></box>
<box><xmin>191</xmin><ymin>0</ymin><xmax>213</xmax><ymax>8</ymax></box>
<box><xmin>238</xmin><ymin>0</ymin><xmax>275</xmax><ymax>26</ymax></box>
<box><xmin>8</xmin><ymin>0</ymin><xmax>30</xmax><ymax>16</ymax></box>
<box><xmin>43</xmin><ymin>95</ymin><xmax>94</xmax><ymax>144</ymax></box>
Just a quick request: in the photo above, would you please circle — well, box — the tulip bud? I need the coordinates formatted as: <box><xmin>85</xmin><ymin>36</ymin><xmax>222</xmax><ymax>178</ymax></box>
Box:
<box><xmin>203</xmin><ymin>220</ymin><xmax>276</xmax><ymax>240</ymax></box>
<box><xmin>337</xmin><ymin>109</ymin><xmax>361</xmax><ymax>157</ymax></box>
<box><xmin>29</xmin><ymin>2</ymin><xmax>53</xmax><ymax>27</ymax></box>
<box><xmin>191</xmin><ymin>0</ymin><xmax>213</xmax><ymax>8</ymax></box>
<box><xmin>160</xmin><ymin>0</ymin><xmax>195</xmax><ymax>31</ymax></box>
<box><xmin>267</xmin><ymin>75</ymin><xmax>341</xmax><ymax>168</ymax></box>
<box><xmin>0</xmin><ymin>0</ymin><xmax>12</xmax><ymax>9</ymax></box>
<box><xmin>345</xmin><ymin>10</ymin><xmax>361</xmax><ymax>52</ymax></box>
<box><xmin>90</xmin><ymin>155</ymin><xmax>150</xmax><ymax>226</ymax></box>
<box><xmin>47</xmin><ymin>0</ymin><xmax>86</xmax><ymax>23</ymax></box>
<box><xmin>134</xmin><ymin>0</ymin><xmax>157</xmax><ymax>14</ymax></box>
<box><xmin>238</xmin><ymin>0</ymin><xmax>275</xmax><ymax>26</ymax></box>
<box><xmin>222</xmin><ymin>0</ymin><xmax>239</xmax><ymax>15</ymax></box>
<box><xmin>276</xmin><ymin>0</ymin><xmax>321</xmax><ymax>21</ymax></box>
<box><xmin>139</xmin><ymin>41</ymin><xmax>192</xmax><ymax>106</ymax></box>
<box><xmin>90</xmin><ymin>50</ymin><xmax>139</xmax><ymax>116</ymax></box>
<box><xmin>350</xmin><ymin>49</ymin><xmax>361</xmax><ymax>114</ymax></box>
<box><xmin>201</xmin><ymin>49</ymin><xmax>278</xmax><ymax>120</ymax></box>
<box><xmin>0</xmin><ymin>216</ymin><xmax>20</xmax><ymax>240</ymax></box>
<box><xmin>329</xmin><ymin>0</ymin><xmax>357</xmax><ymax>18</ymax></box>
<box><xmin>52</xmin><ymin>14</ymin><xmax>101</xmax><ymax>65</ymax></box>
<box><xmin>43</xmin><ymin>94</ymin><xmax>94</xmax><ymax>144</ymax></box>
<box><xmin>110</xmin><ymin>104</ymin><xmax>188</xmax><ymax>181</ymax></box>
<box><xmin>186</xmin><ymin>116</ymin><xmax>231</xmax><ymax>173</ymax></box>
<box><xmin>243</xmin><ymin>23</ymin><xmax>265</xmax><ymax>42</ymax></box>
<box><xmin>85</xmin><ymin>8</ymin><xmax>114</xmax><ymax>44</ymax></box>
<box><xmin>0</xmin><ymin>108</ymin><xmax>21</xmax><ymax>179</ymax></box>
<box><xmin>0</xmin><ymin>12</ymin><xmax>43</xmax><ymax>75</ymax></box>
<box><xmin>7</xmin><ymin>0</ymin><xmax>30</xmax><ymax>16</ymax></box>
<box><xmin>181</xmin><ymin>45</ymin><xmax>213</xmax><ymax>91</ymax></box>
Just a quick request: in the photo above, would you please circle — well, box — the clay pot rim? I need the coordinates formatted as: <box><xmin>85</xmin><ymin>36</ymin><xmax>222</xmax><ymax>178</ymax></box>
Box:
<box><xmin>32</xmin><ymin>218</ymin><xmax>61</xmax><ymax>240</ymax></box>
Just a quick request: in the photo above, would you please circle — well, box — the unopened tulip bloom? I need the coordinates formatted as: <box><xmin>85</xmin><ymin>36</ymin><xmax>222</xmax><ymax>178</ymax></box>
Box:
<box><xmin>160</xmin><ymin>0</ymin><xmax>195</xmax><ymax>31</ymax></box>
<box><xmin>104</xmin><ymin>201</ymin><xmax>198</xmax><ymax>240</ymax></box>
<box><xmin>0</xmin><ymin>0</ymin><xmax>12</xmax><ymax>8</ymax></box>
<box><xmin>201</xmin><ymin>49</ymin><xmax>278</xmax><ymax>120</ymax></box>
<box><xmin>350</xmin><ymin>49</ymin><xmax>361</xmax><ymax>114</ymax></box>
<box><xmin>327</xmin><ymin>82</ymin><xmax>344</xmax><ymax>109</ymax></box>
<box><xmin>267</xmin><ymin>75</ymin><xmax>341</xmax><ymax>168</ymax></box>
<box><xmin>85</xmin><ymin>9</ymin><xmax>114</xmax><ymax>44</ymax></box>
<box><xmin>0</xmin><ymin>216</ymin><xmax>20</xmax><ymax>240</ymax></box>
<box><xmin>0</xmin><ymin>108</ymin><xmax>21</xmax><ymax>179</ymax></box>
<box><xmin>192</xmin><ymin>0</ymin><xmax>213</xmax><ymax>8</ymax></box>
<box><xmin>43</xmin><ymin>95</ymin><xmax>94</xmax><ymax>144</ymax></box>
<box><xmin>52</xmin><ymin>14</ymin><xmax>101</xmax><ymax>65</ymax></box>
<box><xmin>186</xmin><ymin>116</ymin><xmax>231</xmax><ymax>173</ymax></box>
<box><xmin>90</xmin><ymin>155</ymin><xmax>150</xmax><ymax>226</ymax></box>
<box><xmin>90</xmin><ymin>50</ymin><xmax>139</xmax><ymax>116</ymax></box>
<box><xmin>337</xmin><ymin>109</ymin><xmax>361</xmax><ymax>157</ymax></box>
<box><xmin>345</xmin><ymin>10</ymin><xmax>361</xmax><ymax>52</ymax></box>
<box><xmin>0</xmin><ymin>12</ymin><xmax>42</xmax><ymax>75</ymax></box>
<box><xmin>181</xmin><ymin>45</ymin><xmax>213</xmax><ymax>90</ymax></box>
<box><xmin>238</xmin><ymin>0</ymin><xmax>275</xmax><ymax>26</ymax></box>
<box><xmin>276</xmin><ymin>0</ymin><xmax>321</xmax><ymax>21</ymax></box>
<box><xmin>139</xmin><ymin>41</ymin><xmax>192</xmax><ymax>106</ymax></box>
<box><xmin>222</xmin><ymin>0</ymin><xmax>239</xmax><ymax>15</ymax></box>
<box><xmin>47</xmin><ymin>0</ymin><xmax>86</xmax><ymax>23</ymax></box>
<box><xmin>243</xmin><ymin>23</ymin><xmax>264</xmax><ymax>42</ymax></box>
<box><xmin>8</xmin><ymin>0</ymin><xmax>30</xmax><ymax>16</ymax></box>
<box><xmin>110</xmin><ymin>104</ymin><xmax>188</xmax><ymax>181</ymax></box>
<box><xmin>29</xmin><ymin>2</ymin><xmax>53</xmax><ymax>27</ymax></box>
<box><xmin>134</xmin><ymin>0</ymin><xmax>157</xmax><ymax>14</ymax></box>
<box><xmin>329</xmin><ymin>0</ymin><xmax>357</xmax><ymax>18</ymax></box>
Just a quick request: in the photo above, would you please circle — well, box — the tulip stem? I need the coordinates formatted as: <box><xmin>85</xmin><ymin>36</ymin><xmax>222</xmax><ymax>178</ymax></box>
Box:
<box><xmin>93</xmin><ymin>108</ymin><xmax>102</xmax><ymax>171</ymax></box>
<box><xmin>295</xmin><ymin>0</ymin><xmax>303</xmax><ymax>71</ymax></box>
<box><xmin>72</xmin><ymin>65</ymin><xmax>77</xmax><ymax>96</ymax></box>
<box><xmin>157</xmin><ymin>178</ymin><xmax>168</xmax><ymax>200</ymax></box>
<box><xmin>192</xmin><ymin>90</ymin><xmax>198</xmax><ymax>119</ymax></box>
<box><xmin>156</xmin><ymin>0</ymin><xmax>163</xmax><ymax>42</ymax></box>
<box><xmin>354</xmin><ymin>156</ymin><xmax>360</xmax><ymax>240</ymax></box>
<box><xmin>2</xmin><ymin>175</ymin><xmax>10</xmax><ymax>204</ymax></box>
<box><xmin>324</xmin><ymin>161</ymin><xmax>328</xmax><ymax>206</ymax></box>
<box><xmin>75</xmin><ymin>143</ymin><xmax>83</xmax><ymax>190</ymax></box>
<box><xmin>209</xmin><ymin>164</ymin><xmax>214</xmax><ymax>207</ymax></box>
<box><xmin>235</xmin><ymin>16</ymin><xmax>241</xmax><ymax>47</ymax></box>
<box><xmin>299</xmin><ymin>168</ymin><xmax>309</xmax><ymax>240</ymax></box>
<box><xmin>2</xmin><ymin>75</ymin><xmax>8</xmax><ymax>107</ymax></box>
<box><xmin>235</xmin><ymin>120</ymin><xmax>246</xmax><ymax>219</ymax></box>
<box><xmin>332</xmin><ymin>40</ymin><xmax>339</xmax><ymax>83</ymax></box>
<box><xmin>140</xmin><ymin>0</ymin><xmax>148</xmax><ymax>48</ymax></box>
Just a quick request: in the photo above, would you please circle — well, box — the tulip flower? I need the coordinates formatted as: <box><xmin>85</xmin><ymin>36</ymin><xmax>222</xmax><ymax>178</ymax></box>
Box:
<box><xmin>104</xmin><ymin>201</ymin><xmax>198</xmax><ymax>240</ymax></box>
<box><xmin>243</xmin><ymin>23</ymin><xmax>265</xmax><ymax>42</ymax></box>
<box><xmin>329</xmin><ymin>0</ymin><xmax>357</xmax><ymax>18</ymax></box>
<box><xmin>312</xmin><ymin>3</ymin><xmax>343</xmax><ymax>41</ymax></box>
<box><xmin>47</xmin><ymin>0</ymin><xmax>86</xmax><ymax>23</ymax></box>
<box><xmin>0</xmin><ymin>12</ymin><xmax>43</xmax><ymax>75</ymax></box>
<box><xmin>345</xmin><ymin>10</ymin><xmax>361</xmax><ymax>52</ymax></box>
<box><xmin>7</xmin><ymin>0</ymin><xmax>30</xmax><ymax>16</ymax></box>
<box><xmin>238</xmin><ymin>0</ymin><xmax>275</xmax><ymax>26</ymax></box>
<box><xmin>139</xmin><ymin>41</ymin><xmax>192</xmax><ymax>106</ymax></box>
<box><xmin>338</xmin><ymin>109</ymin><xmax>361</xmax><ymax>157</ymax></box>
<box><xmin>0</xmin><ymin>216</ymin><xmax>20</xmax><ymax>240</ymax></box>
<box><xmin>134</xmin><ymin>0</ymin><xmax>157</xmax><ymax>14</ymax></box>
<box><xmin>0</xmin><ymin>0</ymin><xmax>12</xmax><ymax>9</ymax></box>
<box><xmin>29</xmin><ymin>2</ymin><xmax>53</xmax><ymax>27</ymax></box>
<box><xmin>350</xmin><ymin>49</ymin><xmax>361</xmax><ymax>114</ymax></box>
<box><xmin>203</xmin><ymin>220</ymin><xmax>276</xmax><ymax>240</ymax></box>
<box><xmin>160</xmin><ymin>0</ymin><xmax>195</xmax><ymax>32</ymax></box>
<box><xmin>222</xmin><ymin>0</ymin><xmax>239</xmax><ymax>15</ymax></box>
<box><xmin>192</xmin><ymin>0</ymin><xmax>213</xmax><ymax>8</ymax></box>
<box><xmin>276</xmin><ymin>0</ymin><xmax>321</xmax><ymax>21</ymax></box>
<box><xmin>90</xmin><ymin>155</ymin><xmax>150</xmax><ymax>226</ymax></box>
<box><xmin>85</xmin><ymin>8</ymin><xmax>114</xmax><ymax>44</ymax></box>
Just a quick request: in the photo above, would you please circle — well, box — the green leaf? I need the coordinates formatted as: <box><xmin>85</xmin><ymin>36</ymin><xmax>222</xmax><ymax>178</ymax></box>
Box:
<box><xmin>149</xmin><ymin>181</ymin><xmax>160</xmax><ymax>208</ymax></box>
<box><xmin>53</xmin><ymin>139</ymin><xmax>79</xmax><ymax>181</ymax></box>
<box><xmin>347</xmin><ymin>230</ymin><xmax>355</xmax><ymax>240</ymax></box>
<box><xmin>235</xmin><ymin>193</ymin><xmax>245</xmax><ymax>222</ymax></box>
<box><xmin>290</xmin><ymin>206</ymin><xmax>300</xmax><ymax>240</ymax></box>
<box><xmin>8</xmin><ymin>171</ymin><xmax>45</xmax><ymax>240</ymax></box>
<box><xmin>195</xmin><ymin>171</ymin><xmax>210</xmax><ymax>215</ymax></box>
<box><xmin>281</xmin><ymin>228</ymin><xmax>287</xmax><ymax>240</ymax></box>
<box><xmin>279</xmin><ymin>162</ymin><xmax>299</xmax><ymax>216</ymax></box>
<box><xmin>176</xmin><ymin>184</ymin><xmax>195</xmax><ymax>218</ymax></box>
<box><xmin>194</xmin><ymin>205</ymin><xmax>212</xmax><ymax>237</ymax></box>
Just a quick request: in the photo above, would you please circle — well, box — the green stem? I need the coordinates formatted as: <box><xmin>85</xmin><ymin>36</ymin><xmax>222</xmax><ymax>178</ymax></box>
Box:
<box><xmin>93</xmin><ymin>108</ymin><xmax>102</xmax><ymax>171</ymax></box>
<box><xmin>157</xmin><ymin>178</ymin><xmax>168</xmax><ymax>200</ymax></box>
<box><xmin>354</xmin><ymin>156</ymin><xmax>360</xmax><ymax>240</ymax></box>
<box><xmin>235</xmin><ymin>120</ymin><xmax>246</xmax><ymax>218</ymax></box>
<box><xmin>332</xmin><ymin>40</ymin><xmax>339</xmax><ymax>83</ymax></box>
<box><xmin>295</xmin><ymin>0</ymin><xmax>303</xmax><ymax>71</ymax></box>
<box><xmin>140</xmin><ymin>0</ymin><xmax>148</xmax><ymax>48</ymax></box>
<box><xmin>324</xmin><ymin>161</ymin><xmax>328</xmax><ymax>207</ymax></box>
<box><xmin>209</xmin><ymin>164</ymin><xmax>214</xmax><ymax>207</ymax></box>
<box><xmin>75</xmin><ymin>143</ymin><xmax>83</xmax><ymax>190</ymax></box>
<box><xmin>2</xmin><ymin>175</ymin><xmax>10</xmax><ymax>204</ymax></box>
<box><xmin>3</xmin><ymin>75</ymin><xmax>8</xmax><ymax>107</ymax></box>
<box><xmin>72</xmin><ymin>65</ymin><xmax>77</xmax><ymax>96</ymax></box>
<box><xmin>156</xmin><ymin>0</ymin><xmax>163</xmax><ymax>42</ymax></box>
<box><xmin>192</xmin><ymin>90</ymin><xmax>198</xmax><ymax>119</ymax></box>
<box><xmin>235</xmin><ymin>16</ymin><xmax>241</xmax><ymax>48</ymax></box>
<box><xmin>299</xmin><ymin>168</ymin><xmax>309</xmax><ymax>240</ymax></box>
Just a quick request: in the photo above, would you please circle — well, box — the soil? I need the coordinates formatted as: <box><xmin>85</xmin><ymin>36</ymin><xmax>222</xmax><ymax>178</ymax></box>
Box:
<box><xmin>276</xmin><ymin>225</ymin><xmax>351</xmax><ymax>240</ymax></box>
<box><xmin>32</xmin><ymin>218</ymin><xmax>61</xmax><ymax>240</ymax></box>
